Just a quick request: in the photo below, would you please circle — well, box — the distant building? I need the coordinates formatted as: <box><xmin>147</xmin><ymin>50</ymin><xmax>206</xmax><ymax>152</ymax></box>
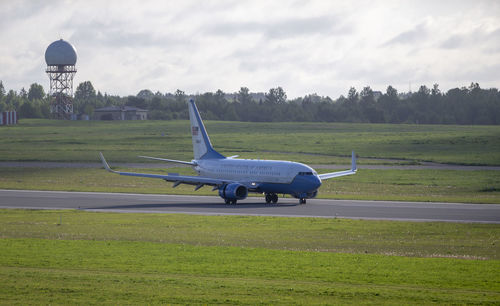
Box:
<box><xmin>71</xmin><ymin>113</ymin><xmax>89</xmax><ymax>121</ymax></box>
<box><xmin>94</xmin><ymin>106</ymin><xmax>148</xmax><ymax>120</ymax></box>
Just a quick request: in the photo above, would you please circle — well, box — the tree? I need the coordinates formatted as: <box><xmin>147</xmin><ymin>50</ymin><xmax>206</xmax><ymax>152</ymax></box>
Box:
<box><xmin>214</xmin><ymin>89</ymin><xmax>226</xmax><ymax>102</ymax></box>
<box><xmin>347</xmin><ymin>87</ymin><xmax>358</xmax><ymax>103</ymax></box>
<box><xmin>74</xmin><ymin>81</ymin><xmax>97</xmax><ymax>113</ymax></box>
<box><xmin>417</xmin><ymin>85</ymin><xmax>430</xmax><ymax>97</ymax></box>
<box><xmin>360</xmin><ymin>86</ymin><xmax>374</xmax><ymax>101</ymax></box>
<box><xmin>137</xmin><ymin>89</ymin><xmax>154</xmax><ymax>99</ymax></box>
<box><xmin>358</xmin><ymin>86</ymin><xmax>383</xmax><ymax>123</ymax></box>
<box><xmin>125</xmin><ymin>96</ymin><xmax>147</xmax><ymax>109</ymax></box>
<box><xmin>5</xmin><ymin>89</ymin><xmax>21</xmax><ymax>110</ymax></box>
<box><xmin>28</xmin><ymin>83</ymin><xmax>45</xmax><ymax>101</ymax></box>
<box><xmin>75</xmin><ymin>81</ymin><xmax>96</xmax><ymax>101</ymax></box>
<box><xmin>19</xmin><ymin>100</ymin><xmax>42</xmax><ymax>118</ymax></box>
<box><xmin>265</xmin><ymin>87</ymin><xmax>287</xmax><ymax>104</ymax></box>
<box><xmin>19</xmin><ymin>87</ymin><xmax>27</xmax><ymax>99</ymax></box>
<box><xmin>386</xmin><ymin>85</ymin><xmax>398</xmax><ymax>98</ymax></box>
<box><xmin>0</xmin><ymin>81</ymin><xmax>5</xmax><ymax>102</ymax></box>
<box><xmin>0</xmin><ymin>82</ymin><xmax>6</xmax><ymax>111</ymax></box>
<box><xmin>379</xmin><ymin>85</ymin><xmax>400</xmax><ymax>123</ymax></box>
<box><xmin>237</xmin><ymin>87</ymin><xmax>252</xmax><ymax>104</ymax></box>
<box><xmin>174</xmin><ymin>89</ymin><xmax>186</xmax><ymax>103</ymax></box>
<box><xmin>469</xmin><ymin>82</ymin><xmax>480</xmax><ymax>92</ymax></box>
<box><xmin>431</xmin><ymin>83</ymin><xmax>441</xmax><ymax>96</ymax></box>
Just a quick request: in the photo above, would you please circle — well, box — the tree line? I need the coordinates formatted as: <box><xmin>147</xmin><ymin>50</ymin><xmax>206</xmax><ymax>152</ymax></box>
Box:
<box><xmin>1</xmin><ymin>80</ymin><xmax>499</xmax><ymax>125</ymax></box>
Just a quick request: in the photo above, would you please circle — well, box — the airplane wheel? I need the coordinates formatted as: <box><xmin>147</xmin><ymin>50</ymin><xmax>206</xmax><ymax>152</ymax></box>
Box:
<box><xmin>271</xmin><ymin>193</ymin><xmax>278</xmax><ymax>204</ymax></box>
<box><xmin>265</xmin><ymin>194</ymin><xmax>272</xmax><ymax>204</ymax></box>
<box><xmin>299</xmin><ymin>198</ymin><xmax>306</xmax><ymax>204</ymax></box>
<box><xmin>225</xmin><ymin>199</ymin><xmax>231</xmax><ymax>204</ymax></box>
<box><xmin>232</xmin><ymin>200</ymin><xmax>237</xmax><ymax>205</ymax></box>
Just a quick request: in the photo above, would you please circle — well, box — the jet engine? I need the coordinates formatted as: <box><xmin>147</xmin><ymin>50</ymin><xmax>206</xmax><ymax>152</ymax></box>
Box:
<box><xmin>219</xmin><ymin>183</ymin><xmax>248</xmax><ymax>203</ymax></box>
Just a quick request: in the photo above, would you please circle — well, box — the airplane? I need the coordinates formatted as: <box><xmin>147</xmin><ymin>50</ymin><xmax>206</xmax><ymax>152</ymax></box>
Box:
<box><xmin>99</xmin><ymin>99</ymin><xmax>357</xmax><ymax>205</ymax></box>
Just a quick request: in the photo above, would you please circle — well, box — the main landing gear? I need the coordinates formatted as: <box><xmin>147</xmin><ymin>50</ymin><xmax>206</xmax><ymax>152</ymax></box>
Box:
<box><xmin>265</xmin><ymin>193</ymin><xmax>278</xmax><ymax>204</ymax></box>
<box><xmin>224</xmin><ymin>199</ymin><xmax>237</xmax><ymax>205</ymax></box>
<box><xmin>299</xmin><ymin>198</ymin><xmax>307</xmax><ymax>205</ymax></box>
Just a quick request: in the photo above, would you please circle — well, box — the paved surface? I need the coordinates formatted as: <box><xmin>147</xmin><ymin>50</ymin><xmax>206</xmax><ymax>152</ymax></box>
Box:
<box><xmin>1</xmin><ymin>189</ymin><xmax>499</xmax><ymax>223</ymax></box>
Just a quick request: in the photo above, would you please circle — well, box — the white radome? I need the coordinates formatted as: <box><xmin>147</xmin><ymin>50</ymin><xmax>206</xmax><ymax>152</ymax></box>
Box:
<box><xmin>45</xmin><ymin>39</ymin><xmax>77</xmax><ymax>66</ymax></box>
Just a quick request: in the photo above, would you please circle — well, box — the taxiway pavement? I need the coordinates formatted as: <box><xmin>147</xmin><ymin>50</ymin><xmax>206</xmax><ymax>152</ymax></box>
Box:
<box><xmin>1</xmin><ymin>189</ymin><xmax>499</xmax><ymax>223</ymax></box>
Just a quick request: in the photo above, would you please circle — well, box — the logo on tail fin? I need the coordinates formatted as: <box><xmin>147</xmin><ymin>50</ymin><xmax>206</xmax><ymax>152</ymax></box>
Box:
<box><xmin>188</xmin><ymin>99</ymin><xmax>225</xmax><ymax>160</ymax></box>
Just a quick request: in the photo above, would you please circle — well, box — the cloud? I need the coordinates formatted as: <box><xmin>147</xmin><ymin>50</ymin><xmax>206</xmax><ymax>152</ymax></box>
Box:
<box><xmin>0</xmin><ymin>0</ymin><xmax>50</xmax><ymax>27</ymax></box>
<box><xmin>382</xmin><ymin>22</ymin><xmax>429</xmax><ymax>46</ymax></box>
<box><xmin>440</xmin><ymin>26</ymin><xmax>500</xmax><ymax>53</ymax></box>
<box><xmin>206</xmin><ymin>15</ymin><xmax>349</xmax><ymax>39</ymax></box>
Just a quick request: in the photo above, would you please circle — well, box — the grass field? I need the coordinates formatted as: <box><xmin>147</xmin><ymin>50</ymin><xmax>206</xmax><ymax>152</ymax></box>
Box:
<box><xmin>1</xmin><ymin>167</ymin><xmax>499</xmax><ymax>203</ymax></box>
<box><xmin>1</xmin><ymin>119</ymin><xmax>500</xmax><ymax>165</ymax></box>
<box><xmin>0</xmin><ymin>209</ymin><xmax>499</xmax><ymax>304</ymax></box>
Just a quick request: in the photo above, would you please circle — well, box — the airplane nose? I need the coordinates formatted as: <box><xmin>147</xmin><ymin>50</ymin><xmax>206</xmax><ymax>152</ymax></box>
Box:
<box><xmin>312</xmin><ymin>175</ymin><xmax>322</xmax><ymax>189</ymax></box>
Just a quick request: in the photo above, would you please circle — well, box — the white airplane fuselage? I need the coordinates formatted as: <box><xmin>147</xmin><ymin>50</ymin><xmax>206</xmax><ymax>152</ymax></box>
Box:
<box><xmin>196</xmin><ymin>158</ymin><xmax>322</xmax><ymax>198</ymax></box>
<box><xmin>196</xmin><ymin>158</ymin><xmax>312</xmax><ymax>182</ymax></box>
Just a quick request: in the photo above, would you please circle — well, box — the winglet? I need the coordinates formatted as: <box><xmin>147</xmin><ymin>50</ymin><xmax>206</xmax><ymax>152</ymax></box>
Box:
<box><xmin>351</xmin><ymin>151</ymin><xmax>357</xmax><ymax>172</ymax></box>
<box><xmin>99</xmin><ymin>152</ymin><xmax>118</xmax><ymax>173</ymax></box>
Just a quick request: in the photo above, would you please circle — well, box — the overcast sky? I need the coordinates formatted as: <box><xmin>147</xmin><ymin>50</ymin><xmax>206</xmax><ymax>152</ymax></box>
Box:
<box><xmin>1</xmin><ymin>0</ymin><xmax>499</xmax><ymax>98</ymax></box>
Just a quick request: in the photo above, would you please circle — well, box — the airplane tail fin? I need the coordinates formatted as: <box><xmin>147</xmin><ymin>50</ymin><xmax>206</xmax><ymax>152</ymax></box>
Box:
<box><xmin>188</xmin><ymin>99</ymin><xmax>225</xmax><ymax>160</ymax></box>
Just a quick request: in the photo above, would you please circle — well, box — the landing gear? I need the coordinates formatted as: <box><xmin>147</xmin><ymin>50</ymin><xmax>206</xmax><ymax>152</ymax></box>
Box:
<box><xmin>299</xmin><ymin>198</ymin><xmax>307</xmax><ymax>205</ymax></box>
<box><xmin>265</xmin><ymin>193</ymin><xmax>278</xmax><ymax>204</ymax></box>
<box><xmin>225</xmin><ymin>199</ymin><xmax>237</xmax><ymax>205</ymax></box>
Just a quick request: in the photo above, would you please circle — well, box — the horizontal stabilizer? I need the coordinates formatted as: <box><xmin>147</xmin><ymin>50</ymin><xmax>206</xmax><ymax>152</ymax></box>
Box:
<box><xmin>138</xmin><ymin>155</ymin><xmax>196</xmax><ymax>166</ymax></box>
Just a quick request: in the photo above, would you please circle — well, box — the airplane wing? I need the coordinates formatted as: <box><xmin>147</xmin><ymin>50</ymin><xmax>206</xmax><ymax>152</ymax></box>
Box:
<box><xmin>318</xmin><ymin>151</ymin><xmax>357</xmax><ymax>180</ymax></box>
<box><xmin>99</xmin><ymin>152</ymin><xmax>230</xmax><ymax>188</ymax></box>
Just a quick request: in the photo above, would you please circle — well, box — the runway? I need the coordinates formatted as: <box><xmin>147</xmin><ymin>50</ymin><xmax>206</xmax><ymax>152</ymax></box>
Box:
<box><xmin>1</xmin><ymin>189</ymin><xmax>499</xmax><ymax>223</ymax></box>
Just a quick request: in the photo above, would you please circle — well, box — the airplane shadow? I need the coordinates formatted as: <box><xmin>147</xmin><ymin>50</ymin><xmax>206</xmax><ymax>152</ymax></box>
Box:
<box><xmin>85</xmin><ymin>201</ymin><xmax>299</xmax><ymax>211</ymax></box>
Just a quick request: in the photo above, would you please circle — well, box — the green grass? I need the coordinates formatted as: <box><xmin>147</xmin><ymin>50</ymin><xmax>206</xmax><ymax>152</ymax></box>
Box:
<box><xmin>1</xmin><ymin>167</ymin><xmax>499</xmax><ymax>203</ymax></box>
<box><xmin>1</xmin><ymin>240</ymin><xmax>498</xmax><ymax>305</ymax></box>
<box><xmin>1</xmin><ymin>210</ymin><xmax>498</xmax><ymax>259</ymax></box>
<box><xmin>1</xmin><ymin>119</ymin><xmax>500</xmax><ymax>165</ymax></box>
<box><xmin>0</xmin><ymin>210</ymin><xmax>499</xmax><ymax>304</ymax></box>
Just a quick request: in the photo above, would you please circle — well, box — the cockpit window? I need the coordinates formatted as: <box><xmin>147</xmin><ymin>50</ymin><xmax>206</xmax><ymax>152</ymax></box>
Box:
<box><xmin>298</xmin><ymin>172</ymin><xmax>313</xmax><ymax>175</ymax></box>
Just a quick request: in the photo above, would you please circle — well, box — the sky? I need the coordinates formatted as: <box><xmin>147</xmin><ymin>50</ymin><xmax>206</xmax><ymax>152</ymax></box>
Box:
<box><xmin>1</xmin><ymin>0</ymin><xmax>499</xmax><ymax>98</ymax></box>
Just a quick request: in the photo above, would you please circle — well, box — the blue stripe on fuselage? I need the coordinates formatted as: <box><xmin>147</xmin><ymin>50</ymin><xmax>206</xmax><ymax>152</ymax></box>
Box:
<box><xmin>256</xmin><ymin>174</ymin><xmax>321</xmax><ymax>198</ymax></box>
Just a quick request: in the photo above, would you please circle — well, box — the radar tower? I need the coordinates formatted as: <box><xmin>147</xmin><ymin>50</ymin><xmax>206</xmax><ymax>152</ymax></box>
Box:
<box><xmin>45</xmin><ymin>39</ymin><xmax>77</xmax><ymax>119</ymax></box>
